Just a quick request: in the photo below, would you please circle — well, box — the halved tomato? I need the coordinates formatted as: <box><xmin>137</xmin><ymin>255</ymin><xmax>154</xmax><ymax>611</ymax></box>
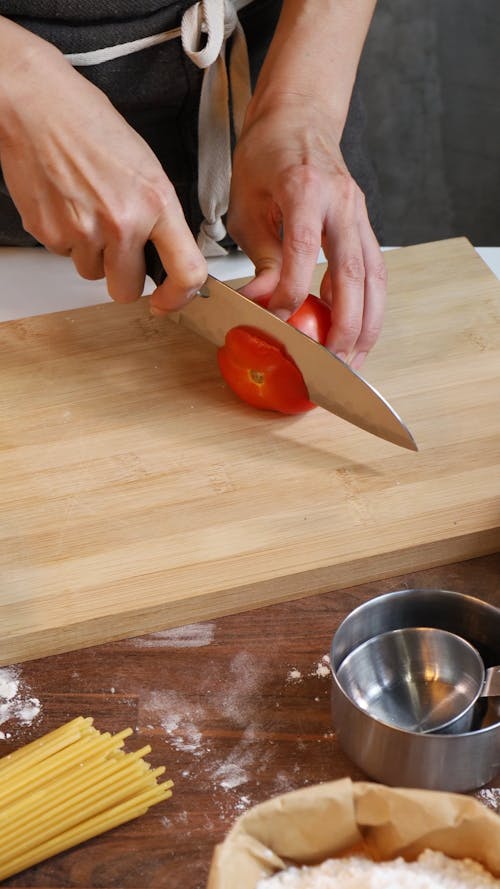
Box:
<box><xmin>217</xmin><ymin>294</ymin><xmax>330</xmax><ymax>414</ymax></box>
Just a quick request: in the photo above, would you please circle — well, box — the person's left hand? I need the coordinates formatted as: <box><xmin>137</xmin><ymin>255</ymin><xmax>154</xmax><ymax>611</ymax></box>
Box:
<box><xmin>227</xmin><ymin>101</ymin><xmax>387</xmax><ymax>370</ymax></box>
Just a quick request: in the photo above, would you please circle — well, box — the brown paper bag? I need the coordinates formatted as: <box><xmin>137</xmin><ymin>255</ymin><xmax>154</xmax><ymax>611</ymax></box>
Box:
<box><xmin>207</xmin><ymin>778</ymin><xmax>500</xmax><ymax>888</ymax></box>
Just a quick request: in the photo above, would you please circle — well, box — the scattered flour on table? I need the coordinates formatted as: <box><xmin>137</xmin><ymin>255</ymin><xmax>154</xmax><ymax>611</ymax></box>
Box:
<box><xmin>142</xmin><ymin>646</ymin><xmax>339</xmax><ymax>827</ymax></box>
<box><xmin>145</xmin><ymin>689</ymin><xmax>205</xmax><ymax>756</ymax></box>
<box><xmin>287</xmin><ymin>669</ymin><xmax>302</xmax><ymax>682</ymax></box>
<box><xmin>287</xmin><ymin>655</ymin><xmax>331</xmax><ymax>683</ymax></box>
<box><xmin>256</xmin><ymin>850</ymin><xmax>499</xmax><ymax>888</ymax></box>
<box><xmin>141</xmin><ymin>652</ymin><xmax>270</xmax><ymax>824</ymax></box>
<box><xmin>131</xmin><ymin>622</ymin><xmax>215</xmax><ymax>648</ymax></box>
<box><xmin>0</xmin><ymin>667</ymin><xmax>41</xmax><ymax>738</ymax></box>
<box><xmin>313</xmin><ymin>654</ymin><xmax>331</xmax><ymax>678</ymax></box>
<box><xmin>215</xmin><ymin>652</ymin><xmax>263</xmax><ymax>724</ymax></box>
<box><xmin>212</xmin><ymin>727</ymin><xmax>263</xmax><ymax>791</ymax></box>
<box><xmin>213</xmin><ymin>760</ymin><xmax>248</xmax><ymax>790</ymax></box>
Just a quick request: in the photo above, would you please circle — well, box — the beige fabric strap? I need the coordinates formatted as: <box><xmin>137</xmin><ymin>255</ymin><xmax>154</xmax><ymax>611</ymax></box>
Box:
<box><xmin>64</xmin><ymin>0</ymin><xmax>253</xmax><ymax>258</ymax></box>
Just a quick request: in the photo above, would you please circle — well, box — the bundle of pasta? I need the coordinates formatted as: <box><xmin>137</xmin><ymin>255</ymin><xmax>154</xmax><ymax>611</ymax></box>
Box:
<box><xmin>0</xmin><ymin>716</ymin><xmax>173</xmax><ymax>881</ymax></box>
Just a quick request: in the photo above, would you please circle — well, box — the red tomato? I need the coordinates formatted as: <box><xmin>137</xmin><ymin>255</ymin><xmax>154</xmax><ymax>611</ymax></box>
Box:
<box><xmin>217</xmin><ymin>294</ymin><xmax>330</xmax><ymax>415</ymax></box>
<box><xmin>288</xmin><ymin>294</ymin><xmax>331</xmax><ymax>344</ymax></box>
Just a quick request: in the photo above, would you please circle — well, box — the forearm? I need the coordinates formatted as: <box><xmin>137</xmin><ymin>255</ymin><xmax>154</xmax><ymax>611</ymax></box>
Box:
<box><xmin>247</xmin><ymin>0</ymin><xmax>377</xmax><ymax>140</ymax></box>
<box><xmin>0</xmin><ymin>16</ymin><xmax>66</xmax><ymax>140</ymax></box>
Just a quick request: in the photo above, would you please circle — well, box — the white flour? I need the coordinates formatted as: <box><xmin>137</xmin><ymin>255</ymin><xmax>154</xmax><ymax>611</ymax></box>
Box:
<box><xmin>131</xmin><ymin>622</ymin><xmax>215</xmax><ymax>649</ymax></box>
<box><xmin>213</xmin><ymin>760</ymin><xmax>249</xmax><ymax>790</ymax></box>
<box><xmin>140</xmin><ymin>647</ymin><xmax>338</xmax><ymax>830</ymax></box>
<box><xmin>0</xmin><ymin>667</ymin><xmax>41</xmax><ymax>739</ymax></box>
<box><xmin>140</xmin><ymin>651</ymin><xmax>274</xmax><ymax>825</ymax></box>
<box><xmin>287</xmin><ymin>655</ymin><xmax>331</xmax><ymax>683</ymax></box>
<box><xmin>287</xmin><ymin>669</ymin><xmax>302</xmax><ymax>682</ymax></box>
<box><xmin>256</xmin><ymin>850</ymin><xmax>499</xmax><ymax>888</ymax></box>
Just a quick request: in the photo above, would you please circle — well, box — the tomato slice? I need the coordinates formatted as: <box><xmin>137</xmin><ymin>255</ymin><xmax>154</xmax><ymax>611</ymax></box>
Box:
<box><xmin>217</xmin><ymin>326</ymin><xmax>315</xmax><ymax>415</ymax></box>
<box><xmin>218</xmin><ymin>292</ymin><xmax>331</xmax><ymax>415</ymax></box>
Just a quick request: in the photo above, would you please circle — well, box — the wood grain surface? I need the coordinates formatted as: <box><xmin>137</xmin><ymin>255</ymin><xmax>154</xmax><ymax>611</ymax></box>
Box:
<box><xmin>0</xmin><ymin>555</ymin><xmax>498</xmax><ymax>888</ymax></box>
<box><xmin>1</xmin><ymin>238</ymin><xmax>500</xmax><ymax>665</ymax></box>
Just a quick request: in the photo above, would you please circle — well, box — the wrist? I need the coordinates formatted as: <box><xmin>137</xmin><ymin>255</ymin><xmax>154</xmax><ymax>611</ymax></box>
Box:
<box><xmin>248</xmin><ymin>0</ymin><xmax>376</xmax><ymax>141</ymax></box>
<box><xmin>244</xmin><ymin>89</ymin><xmax>345</xmax><ymax>146</ymax></box>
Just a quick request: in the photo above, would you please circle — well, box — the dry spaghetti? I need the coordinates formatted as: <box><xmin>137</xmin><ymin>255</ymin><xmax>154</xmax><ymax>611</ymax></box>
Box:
<box><xmin>0</xmin><ymin>716</ymin><xmax>173</xmax><ymax>880</ymax></box>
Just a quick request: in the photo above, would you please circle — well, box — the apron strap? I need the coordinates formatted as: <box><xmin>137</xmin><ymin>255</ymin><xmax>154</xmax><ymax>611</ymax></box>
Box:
<box><xmin>64</xmin><ymin>0</ymin><xmax>253</xmax><ymax>258</ymax></box>
<box><xmin>182</xmin><ymin>0</ymin><xmax>252</xmax><ymax>256</ymax></box>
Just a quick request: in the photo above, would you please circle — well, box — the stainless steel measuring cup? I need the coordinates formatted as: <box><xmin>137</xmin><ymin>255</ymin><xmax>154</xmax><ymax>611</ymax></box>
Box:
<box><xmin>330</xmin><ymin>589</ymin><xmax>500</xmax><ymax>791</ymax></box>
<box><xmin>336</xmin><ymin>626</ymin><xmax>500</xmax><ymax>734</ymax></box>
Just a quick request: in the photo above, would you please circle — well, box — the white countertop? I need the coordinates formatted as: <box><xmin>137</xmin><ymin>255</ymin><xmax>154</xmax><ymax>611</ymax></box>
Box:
<box><xmin>1</xmin><ymin>245</ymin><xmax>499</xmax><ymax>323</ymax></box>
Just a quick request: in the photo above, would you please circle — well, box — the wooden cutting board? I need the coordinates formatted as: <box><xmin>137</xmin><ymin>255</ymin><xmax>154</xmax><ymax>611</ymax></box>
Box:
<box><xmin>1</xmin><ymin>237</ymin><xmax>499</xmax><ymax>665</ymax></box>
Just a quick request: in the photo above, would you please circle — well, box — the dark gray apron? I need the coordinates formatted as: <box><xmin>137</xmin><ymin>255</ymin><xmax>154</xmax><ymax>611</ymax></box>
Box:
<box><xmin>0</xmin><ymin>0</ymin><xmax>382</xmax><ymax>284</ymax></box>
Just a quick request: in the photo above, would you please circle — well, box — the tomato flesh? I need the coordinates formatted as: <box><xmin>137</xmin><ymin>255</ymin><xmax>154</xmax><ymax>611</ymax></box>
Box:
<box><xmin>218</xmin><ymin>293</ymin><xmax>331</xmax><ymax>415</ymax></box>
<box><xmin>217</xmin><ymin>326</ymin><xmax>314</xmax><ymax>414</ymax></box>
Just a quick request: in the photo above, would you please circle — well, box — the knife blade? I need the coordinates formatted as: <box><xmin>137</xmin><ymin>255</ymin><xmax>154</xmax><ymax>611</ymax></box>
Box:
<box><xmin>173</xmin><ymin>275</ymin><xmax>417</xmax><ymax>451</ymax></box>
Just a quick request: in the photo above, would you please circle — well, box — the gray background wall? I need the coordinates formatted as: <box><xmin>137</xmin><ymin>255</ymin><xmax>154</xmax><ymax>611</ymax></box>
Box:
<box><xmin>359</xmin><ymin>1</ymin><xmax>500</xmax><ymax>246</ymax></box>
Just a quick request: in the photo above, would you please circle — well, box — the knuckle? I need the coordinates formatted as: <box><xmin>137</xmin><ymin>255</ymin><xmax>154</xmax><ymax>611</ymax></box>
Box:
<box><xmin>102</xmin><ymin>206</ymin><xmax>134</xmax><ymax>243</ymax></box>
<box><xmin>147</xmin><ymin>177</ymin><xmax>177</xmax><ymax>214</ymax></box>
<box><xmin>338</xmin><ymin>173</ymin><xmax>358</xmax><ymax>203</ymax></box>
<box><xmin>180</xmin><ymin>257</ymin><xmax>208</xmax><ymax>292</ymax></box>
<box><xmin>355</xmin><ymin>185</ymin><xmax>367</xmax><ymax>208</ymax></box>
<box><xmin>371</xmin><ymin>260</ymin><xmax>388</xmax><ymax>286</ymax></box>
<box><xmin>20</xmin><ymin>217</ymin><xmax>39</xmax><ymax>241</ymax></box>
<box><xmin>70</xmin><ymin>215</ymin><xmax>95</xmax><ymax>243</ymax></box>
<box><xmin>337</xmin><ymin>319</ymin><xmax>361</xmax><ymax>344</ymax></box>
<box><xmin>254</xmin><ymin>256</ymin><xmax>280</xmax><ymax>275</ymax></box>
<box><xmin>280</xmin><ymin>288</ymin><xmax>304</xmax><ymax>312</ymax></box>
<box><xmin>42</xmin><ymin>232</ymin><xmax>70</xmax><ymax>254</ymax></box>
<box><xmin>287</xmin><ymin>224</ymin><xmax>318</xmax><ymax>256</ymax></box>
<box><xmin>105</xmin><ymin>177</ymin><xmax>176</xmax><ymax>242</ymax></box>
<box><xmin>338</xmin><ymin>255</ymin><xmax>365</xmax><ymax>285</ymax></box>
<box><xmin>285</xmin><ymin>164</ymin><xmax>322</xmax><ymax>193</ymax></box>
<box><xmin>21</xmin><ymin>216</ymin><xmax>51</xmax><ymax>249</ymax></box>
<box><xmin>357</xmin><ymin>323</ymin><xmax>381</xmax><ymax>350</ymax></box>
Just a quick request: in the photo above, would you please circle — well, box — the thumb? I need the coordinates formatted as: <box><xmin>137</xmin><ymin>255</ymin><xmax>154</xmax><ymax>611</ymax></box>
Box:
<box><xmin>238</xmin><ymin>263</ymin><xmax>281</xmax><ymax>302</ymax></box>
<box><xmin>235</xmin><ymin>229</ymin><xmax>283</xmax><ymax>305</ymax></box>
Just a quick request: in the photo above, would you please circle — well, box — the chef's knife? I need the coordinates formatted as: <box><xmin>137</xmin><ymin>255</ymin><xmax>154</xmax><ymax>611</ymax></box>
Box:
<box><xmin>172</xmin><ymin>274</ymin><xmax>418</xmax><ymax>452</ymax></box>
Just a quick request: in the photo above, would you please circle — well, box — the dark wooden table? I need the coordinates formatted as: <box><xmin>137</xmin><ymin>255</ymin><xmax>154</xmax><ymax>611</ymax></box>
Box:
<box><xmin>2</xmin><ymin>553</ymin><xmax>499</xmax><ymax>889</ymax></box>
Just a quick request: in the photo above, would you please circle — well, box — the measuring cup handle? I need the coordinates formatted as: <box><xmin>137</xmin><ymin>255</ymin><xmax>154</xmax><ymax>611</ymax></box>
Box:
<box><xmin>482</xmin><ymin>665</ymin><xmax>500</xmax><ymax>697</ymax></box>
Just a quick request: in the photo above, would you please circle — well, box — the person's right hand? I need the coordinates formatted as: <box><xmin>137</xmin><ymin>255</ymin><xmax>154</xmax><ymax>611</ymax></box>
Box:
<box><xmin>0</xmin><ymin>18</ymin><xmax>207</xmax><ymax>310</ymax></box>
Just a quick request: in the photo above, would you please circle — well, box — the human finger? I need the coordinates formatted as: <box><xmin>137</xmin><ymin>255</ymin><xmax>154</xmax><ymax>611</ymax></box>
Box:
<box><xmin>231</xmin><ymin>219</ymin><xmax>283</xmax><ymax>304</ymax></box>
<box><xmin>319</xmin><ymin>268</ymin><xmax>333</xmax><ymax>306</ymax></box>
<box><xmin>148</xmin><ymin>209</ymin><xmax>207</xmax><ymax>314</ymax></box>
<box><xmin>267</xmin><ymin>187</ymin><xmax>323</xmax><ymax>320</ymax></box>
<box><xmin>103</xmin><ymin>239</ymin><xmax>146</xmax><ymax>303</ymax></box>
<box><xmin>350</xmin><ymin>214</ymin><xmax>387</xmax><ymax>370</ymax></box>
<box><xmin>323</xmin><ymin>198</ymin><xmax>366</xmax><ymax>359</ymax></box>
<box><xmin>70</xmin><ymin>242</ymin><xmax>105</xmax><ymax>282</ymax></box>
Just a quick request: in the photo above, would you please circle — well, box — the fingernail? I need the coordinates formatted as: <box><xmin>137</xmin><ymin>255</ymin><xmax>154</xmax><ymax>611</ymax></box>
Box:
<box><xmin>351</xmin><ymin>351</ymin><xmax>367</xmax><ymax>370</ymax></box>
<box><xmin>336</xmin><ymin>351</ymin><xmax>347</xmax><ymax>363</ymax></box>
<box><xmin>150</xmin><ymin>303</ymin><xmax>168</xmax><ymax>317</ymax></box>
<box><xmin>274</xmin><ymin>307</ymin><xmax>292</xmax><ymax>322</ymax></box>
<box><xmin>150</xmin><ymin>288</ymin><xmax>199</xmax><ymax>316</ymax></box>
